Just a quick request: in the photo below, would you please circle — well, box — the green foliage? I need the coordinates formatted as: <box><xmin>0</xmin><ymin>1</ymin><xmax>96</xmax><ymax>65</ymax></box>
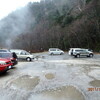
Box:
<box><xmin>75</xmin><ymin>13</ymin><xmax>84</xmax><ymax>20</ymax></box>
<box><xmin>11</xmin><ymin>0</ymin><xmax>100</xmax><ymax>52</ymax></box>
<box><xmin>61</xmin><ymin>15</ymin><xmax>74</xmax><ymax>27</ymax></box>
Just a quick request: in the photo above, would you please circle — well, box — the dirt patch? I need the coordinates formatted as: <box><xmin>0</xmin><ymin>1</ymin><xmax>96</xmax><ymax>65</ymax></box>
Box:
<box><xmin>89</xmin><ymin>80</ymin><xmax>100</xmax><ymax>87</ymax></box>
<box><xmin>11</xmin><ymin>75</ymin><xmax>40</xmax><ymax>90</ymax></box>
<box><xmin>40</xmin><ymin>86</ymin><xmax>85</xmax><ymax>100</ymax></box>
<box><xmin>45</xmin><ymin>73</ymin><xmax>55</xmax><ymax>80</ymax></box>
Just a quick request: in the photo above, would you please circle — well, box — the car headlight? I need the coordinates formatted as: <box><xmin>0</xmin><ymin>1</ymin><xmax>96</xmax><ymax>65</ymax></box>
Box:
<box><xmin>0</xmin><ymin>62</ymin><xmax>6</xmax><ymax>65</ymax></box>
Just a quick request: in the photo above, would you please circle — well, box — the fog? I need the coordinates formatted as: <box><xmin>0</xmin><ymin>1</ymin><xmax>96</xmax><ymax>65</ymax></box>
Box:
<box><xmin>0</xmin><ymin>0</ymin><xmax>71</xmax><ymax>48</ymax></box>
<box><xmin>0</xmin><ymin>4</ymin><xmax>35</xmax><ymax>48</ymax></box>
<box><xmin>0</xmin><ymin>0</ymin><xmax>87</xmax><ymax>49</ymax></box>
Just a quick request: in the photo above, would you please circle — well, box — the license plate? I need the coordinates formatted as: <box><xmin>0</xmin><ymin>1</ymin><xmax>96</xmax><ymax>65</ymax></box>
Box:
<box><xmin>9</xmin><ymin>66</ymin><xmax>12</xmax><ymax>69</ymax></box>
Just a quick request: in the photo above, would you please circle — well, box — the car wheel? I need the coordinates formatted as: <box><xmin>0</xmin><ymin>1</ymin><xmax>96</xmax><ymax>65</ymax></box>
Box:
<box><xmin>60</xmin><ymin>53</ymin><xmax>63</xmax><ymax>55</ymax></box>
<box><xmin>76</xmin><ymin>54</ymin><xmax>80</xmax><ymax>58</ymax></box>
<box><xmin>74</xmin><ymin>55</ymin><xmax>77</xmax><ymax>58</ymax></box>
<box><xmin>2</xmin><ymin>70</ymin><xmax>7</xmax><ymax>74</ymax></box>
<box><xmin>89</xmin><ymin>54</ymin><xmax>93</xmax><ymax>57</ymax></box>
<box><xmin>87</xmin><ymin>55</ymin><xmax>89</xmax><ymax>57</ymax></box>
<box><xmin>71</xmin><ymin>52</ymin><xmax>73</xmax><ymax>56</ymax></box>
<box><xmin>26</xmin><ymin>57</ymin><xmax>31</xmax><ymax>61</ymax></box>
<box><xmin>51</xmin><ymin>53</ymin><xmax>54</xmax><ymax>55</ymax></box>
<box><xmin>11</xmin><ymin>66</ymin><xmax>13</xmax><ymax>69</ymax></box>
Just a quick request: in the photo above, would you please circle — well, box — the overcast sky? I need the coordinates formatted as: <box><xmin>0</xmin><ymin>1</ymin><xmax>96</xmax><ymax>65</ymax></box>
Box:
<box><xmin>0</xmin><ymin>0</ymin><xmax>40</xmax><ymax>19</ymax></box>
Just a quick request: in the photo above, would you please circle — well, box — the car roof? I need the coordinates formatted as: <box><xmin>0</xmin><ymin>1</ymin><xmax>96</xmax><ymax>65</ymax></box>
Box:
<box><xmin>0</xmin><ymin>49</ymin><xmax>10</xmax><ymax>52</ymax></box>
<box><xmin>10</xmin><ymin>49</ymin><xmax>23</xmax><ymax>51</ymax></box>
<box><xmin>74</xmin><ymin>48</ymin><xmax>88</xmax><ymax>50</ymax></box>
<box><xmin>0</xmin><ymin>52</ymin><xmax>11</xmax><ymax>54</ymax></box>
<box><xmin>10</xmin><ymin>49</ymin><xmax>24</xmax><ymax>52</ymax></box>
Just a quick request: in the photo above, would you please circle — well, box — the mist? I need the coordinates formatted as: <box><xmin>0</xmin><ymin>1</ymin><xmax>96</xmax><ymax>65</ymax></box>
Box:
<box><xmin>0</xmin><ymin>0</ymin><xmax>84</xmax><ymax>48</ymax></box>
<box><xmin>0</xmin><ymin>0</ymin><xmax>99</xmax><ymax>52</ymax></box>
<box><xmin>0</xmin><ymin>4</ymin><xmax>35</xmax><ymax>48</ymax></box>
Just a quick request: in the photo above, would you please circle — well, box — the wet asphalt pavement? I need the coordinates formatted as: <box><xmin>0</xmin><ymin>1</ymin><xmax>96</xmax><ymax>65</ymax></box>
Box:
<box><xmin>0</xmin><ymin>52</ymin><xmax>100</xmax><ymax>100</ymax></box>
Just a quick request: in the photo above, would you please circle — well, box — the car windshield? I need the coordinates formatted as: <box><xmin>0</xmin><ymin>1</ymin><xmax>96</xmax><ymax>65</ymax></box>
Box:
<box><xmin>24</xmin><ymin>51</ymin><xmax>30</xmax><ymax>55</ymax></box>
<box><xmin>0</xmin><ymin>53</ymin><xmax>12</xmax><ymax>58</ymax></box>
<box><xmin>0</xmin><ymin>50</ymin><xmax>7</xmax><ymax>52</ymax></box>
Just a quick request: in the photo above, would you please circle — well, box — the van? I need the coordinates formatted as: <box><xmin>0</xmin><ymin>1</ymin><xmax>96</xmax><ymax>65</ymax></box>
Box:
<box><xmin>10</xmin><ymin>49</ymin><xmax>34</xmax><ymax>61</ymax></box>
<box><xmin>49</xmin><ymin>48</ymin><xmax>64</xmax><ymax>55</ymax></box>
<box><xmin>68</xmin><ymin>48</ymin><xmax>81</xmax><ymax>56</ymax></box>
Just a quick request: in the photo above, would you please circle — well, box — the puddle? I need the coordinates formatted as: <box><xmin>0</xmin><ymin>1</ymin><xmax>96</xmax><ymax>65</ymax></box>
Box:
<box><xmin>45</xmin><ymin>73</ymin><xmax>55</xmax><ymax>80</ymax></box>
<box><xmin>29</xmin><ymin>86</ymin><xmax>85</xmax><ymax>100</ymax></box>
<box><xmin>89</xmin><ymin>80</ymin><xmax>100</xmax><ymax>87</ymax></box>
<box><xmin>11</xmin><ymin>75</ymin><xmax>40</xmax><ymax>90</ymax></box>
<box><xmin>82</xmin><ymin>67</ymin><xmax>92</xmax><ymax>75</ymax></box>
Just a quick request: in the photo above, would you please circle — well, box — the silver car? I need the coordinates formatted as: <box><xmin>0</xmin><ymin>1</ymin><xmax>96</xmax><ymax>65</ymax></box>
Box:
<box><xmin>10</xmin><ymin>49</ymin><xmax>34</xmax><ymax>61</ymax></box>
<box><xmin>49</xmin><ymin>48</ymin><xmax>64</xmax><ymax>55</ymax></box>
<box><xmin>72</xmin><ymin>49</ymin><xmax>93</xmax><ymax>58</ymax></box>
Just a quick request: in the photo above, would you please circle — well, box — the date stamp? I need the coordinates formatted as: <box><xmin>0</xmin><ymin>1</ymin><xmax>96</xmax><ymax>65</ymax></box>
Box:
<box><xmin>88</xmin><ymin>88</ymin><xmax>100</xmax><ymax>91</ymax></box>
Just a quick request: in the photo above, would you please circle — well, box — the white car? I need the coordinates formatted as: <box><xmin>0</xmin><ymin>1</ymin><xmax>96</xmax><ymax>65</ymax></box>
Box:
<box><xmin>68</xmin><ymin>48</ymin><xmax>81</xmax><ymax>55</ymax></box>
<box><xmin>10</xmin><ymin>49</ymin><xmax>34</xmax><ymax>61</ymax></box>
<box><xmin>72</xmin><ymin>48</ymin><xmax>93</xmax><ymax>58</ymax></box>
<box><xmin>49</xmin><ymin>48</ymin><xmax>64</xmax><ymax>55</ymax></box>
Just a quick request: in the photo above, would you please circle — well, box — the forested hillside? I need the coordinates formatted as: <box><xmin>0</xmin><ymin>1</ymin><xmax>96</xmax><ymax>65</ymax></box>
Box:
<box><xmin>0</xmin><ymin>0</ymin><xmax>100</xmax><ymax>52</ymax></box>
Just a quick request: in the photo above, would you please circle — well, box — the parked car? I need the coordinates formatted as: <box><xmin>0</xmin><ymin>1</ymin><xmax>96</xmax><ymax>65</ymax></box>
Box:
<box><xmin>72</xmin><ymin>48</ymin><xmax>93</xmax><ymax>58</ymax></box>
<box><xmin>68</xmin><ymin>48</ymin><xmax>80</xmax><ymax>56</ymax></box>
<box><xmin>0</xmin><ymin>52</ymin><xmax>18</xmax><ymax>66</ymax></box>
<box><xmin>10</xmin><ymin>49</ymin><xmax>34</xmax><ymax>61</ymax></box>
<box><xmin>49</xmin><ymin>48</ymin><xmax>64</xmax><ymax>55</ymax></box>
<box><xmin>0</xmin><ymin>58</ymin><xmax>13</xmax><ymax>73</ymax></box>
<box><xmin>0</xmin><ymin>49</ymin><xmax>10</xmax><ymax>52</ymax></box>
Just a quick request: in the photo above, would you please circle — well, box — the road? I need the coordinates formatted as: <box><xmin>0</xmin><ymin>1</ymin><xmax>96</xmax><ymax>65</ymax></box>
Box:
<box><xmin>0</xmin><ymin>52</ymin><xmax>100</xmax><ymax>100</ymax></box>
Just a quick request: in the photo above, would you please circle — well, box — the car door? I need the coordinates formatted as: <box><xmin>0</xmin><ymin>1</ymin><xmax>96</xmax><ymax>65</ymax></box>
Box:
<box><xmin>79</xmin><ymin>50</ymin><xmax>84</xmax><ymax>56</ymax></box>
<box><xmin>52</xmin><ymin>49</ymin><xmax>58</xmax><ymax>54</ymax></box>
<box><xmin>19</xmin><ymin>51</ymin><xmax>27</xmax><ymax>59</ymax></box>
<box><xmin>84</xmin><ymin>49</ymin><xmax>89</xmax><ymax>56</ymax></box>
<box><xmin>81</xmin><ymin>49</ymin><xmax>88</xmax><ymax>56</ymax></box>
<box><xmin>56</xmin><ymin>49</ymin><xmax>61</xmax><ymax>54</ymax></box>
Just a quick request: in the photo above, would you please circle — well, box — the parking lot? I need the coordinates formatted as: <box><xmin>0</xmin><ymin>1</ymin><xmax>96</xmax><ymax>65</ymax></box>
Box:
<box><xmin>0</xmin><ymin>52</ymin><xmax>100</xmax><ymax>100</ymax></box>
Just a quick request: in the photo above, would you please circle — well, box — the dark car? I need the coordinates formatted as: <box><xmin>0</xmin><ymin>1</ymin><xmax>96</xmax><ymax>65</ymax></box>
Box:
<box><xmin>0</xmin><ymin>52</ymin><xmax>18</xmax><ymax>66</ymax></box>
